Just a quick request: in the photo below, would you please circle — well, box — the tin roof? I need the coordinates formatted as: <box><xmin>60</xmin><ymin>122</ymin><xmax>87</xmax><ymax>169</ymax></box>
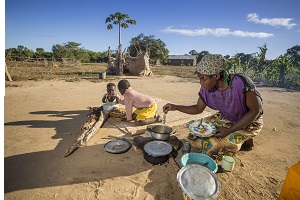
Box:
<box><xmin>168</xmin><ymin>55</ymin><xmax>197</xmax><ymax>60</ymax></box>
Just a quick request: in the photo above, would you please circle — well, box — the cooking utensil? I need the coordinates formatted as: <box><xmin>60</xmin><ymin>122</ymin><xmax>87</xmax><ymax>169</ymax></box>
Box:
<box><xmin>222</xmin><ymin>156</ymin><xmax>236</xmax><ymax>172</ymax></box>
<box><xmin>143</xmin><ymin>141</ymin><xmax>172</xmax><ymax>165</ymax></box>
<box><xmin>162</xmin><ymin>113</ymin><xmax>166</xmax><ymax>124</ymax></box>
<box><xmin>177</xmin><ymin>164</ymin><xmax>220</xmax><ymax>200</ymax></box>
<box><xmin>147</xmin><ymin>125</ymin><xmax>173</xmax><ymax>141</ymax></box>
<box><xmin>197</xmin><ymin>118</ymin><xmax>204</xmax><ymax>130</ymax></box>
<box><xmin>186</xmin><ymin>119</ymin><xmax>217</xmax><ymax>138</ymax></box>
<box><xmin>104</xmin><ymin>139</ymin><xmax>132</xmax><ymax>154</ymax></box>
<box><xmin>180</xmin><ymin>152</ymin><xmax>218</xmax><ymax>173</ymax></box>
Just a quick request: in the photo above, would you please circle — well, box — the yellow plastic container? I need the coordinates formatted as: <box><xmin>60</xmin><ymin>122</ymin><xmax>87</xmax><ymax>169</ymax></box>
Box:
<box><xmin>279</xmin><ymin>161</ymin><xmax>300</xmax><ymax>200</ymax></box>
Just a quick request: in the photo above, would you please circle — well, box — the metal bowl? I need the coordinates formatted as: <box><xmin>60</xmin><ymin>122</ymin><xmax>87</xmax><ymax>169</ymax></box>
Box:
<box><xmin>148</xmin><ymin>125</ymin><xmax>173</xmax><ymax>141</ymax></box>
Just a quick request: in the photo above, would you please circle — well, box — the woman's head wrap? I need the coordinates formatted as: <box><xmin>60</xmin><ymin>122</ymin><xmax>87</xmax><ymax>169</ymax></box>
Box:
<box><xmin>195</xmin><ymin>54</ymin><xmax>234</xmax><ymax>87</ymax></box>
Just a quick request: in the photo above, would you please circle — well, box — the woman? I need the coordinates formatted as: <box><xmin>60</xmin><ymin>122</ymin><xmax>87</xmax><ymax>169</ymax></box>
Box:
<box><xmin>163</xmin><ymin>54</ymin><xmax>263</xmax><ymax>157</ymax></box>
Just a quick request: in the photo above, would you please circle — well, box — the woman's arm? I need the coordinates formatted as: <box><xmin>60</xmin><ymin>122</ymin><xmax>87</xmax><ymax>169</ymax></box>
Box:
<box><xmin>163</xmin><ymin>98</ymin><xmax>206</xmax><ymax>114</ymax></box>
<box><xmin>214</xmin><ymin>91</ymin><xmax>263</xmax><ymax>138</ymax></box>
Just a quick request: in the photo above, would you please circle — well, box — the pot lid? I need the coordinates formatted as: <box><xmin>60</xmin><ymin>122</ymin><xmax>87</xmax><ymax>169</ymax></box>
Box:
<box><xmin>143</xmin><ymin>141</ymin><xmax>172</xmax><ymax>157</ymax></box>
<box><xmin>104</xmin><ymin>139</ymin><xmax>132</xmax><ymax>154</ymax></box>
<box><xmin>177</xmin><ymin>164</ymin><xmax>220</xmax><ymax>200</ymax></box>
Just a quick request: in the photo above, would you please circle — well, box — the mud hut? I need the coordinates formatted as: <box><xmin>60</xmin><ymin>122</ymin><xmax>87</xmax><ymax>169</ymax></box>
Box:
<box><xmin>128</xmin><ymin>53</ymin><xmax>150</xmax><ymax>76</ymax></box>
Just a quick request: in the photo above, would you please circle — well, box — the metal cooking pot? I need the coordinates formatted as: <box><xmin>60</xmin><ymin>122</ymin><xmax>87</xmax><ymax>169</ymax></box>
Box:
<box><xmin>143</xmin><ymin>141</ymin><xmax>173</xmax><ymax>165</ymax></box>
<box><xmin>147</xmin><ymin>125</ymin><xmax>173</xmax><ymax>141</ymax></box>
<box><xmin>143</xmin><ymin>151</ymin><xmax>169</xmax><ymax>165</ymax></box>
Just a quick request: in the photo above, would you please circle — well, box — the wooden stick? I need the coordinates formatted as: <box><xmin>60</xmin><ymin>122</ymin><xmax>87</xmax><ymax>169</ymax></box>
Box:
<box><xmin>64</xmin><ymin>107</ymin><xmax>104</xmax><ymax>157</ymax></box>
<box><xmin>5</xmin><ymin>63</ymin><xmax>13</xmax><ymax>81</ymax></box>
<box><xmin>106</xmin><ymin>119</ymin><xmax>133</xmax><ymax>135</ymax></box>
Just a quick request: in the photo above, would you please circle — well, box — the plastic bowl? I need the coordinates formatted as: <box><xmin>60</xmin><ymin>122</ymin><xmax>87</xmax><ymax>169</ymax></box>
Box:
<box><xmin>180</xmin><ymin>152</ymin><xmax>218</xmax><ymax>173</ymax></box>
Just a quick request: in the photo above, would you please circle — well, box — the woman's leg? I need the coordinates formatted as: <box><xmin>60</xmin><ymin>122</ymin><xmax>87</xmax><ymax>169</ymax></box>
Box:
<box><xmin>186</xmin><ymin>114</ymin><xmax>263</xmax><ymax>157</ymax></box>
<box><xmin>240</xmin><ymin>138</ymin><xmax>254</xmax><ymax>151</ymax></box>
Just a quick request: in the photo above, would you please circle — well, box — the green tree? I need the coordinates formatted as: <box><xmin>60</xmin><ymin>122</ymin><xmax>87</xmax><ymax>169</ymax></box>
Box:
<box><xmin>224</xmin><ymin>55</ymin><xmax>231</xmax><ymax>60</ymax></box>
<box><xmin>233</xmin><ymin>53</ymin><xmax>254</xmax><ymax>73</ymax></box>
<box><xmin>34</xmin><ymin>48</ymin><xmax>46</xmax><ymax>59</ymax></box>
<box><xmin>52</xmin><ymin>42</ymin><xmax>86</xmax><ymax>63</ymax></box>
<box><xmin>127</xmin><ymin>33</ymin><xmax>169</xmax><ymax>64</ymax></box>
<box><xmin>105</xmin><ymin>12</ymin><xmax>136</xmax><ymax>75</ymax></box>
<box><xmin>5</xmin><ymin>48</ymin><xmax>17</xmax><ymax>60</ymax></box>
<box><xmin>189</xmin><ymin>50</ymin><xmax>199</xmax><ymax>62</ymax></box>
<box><xmin>52</xmin><ymin>44</ymin><xmax>68</xmax><ymax>60</ymax></box>
<box><xmin>285</xmin><ymin>45</ymin><xmax>300</xmax><ymax>66</ymax></box>
<box><xmin>189</xmin><ymin>50</ymin><xmax>198</xmax><ymax>56</ymax></box>
<box><xmin>16</xmin><ymin>45</ymin><xmax>34</xmax><ymax>61</ymax></box>
<box><xmin>197</xmin><ymin>51</ymin><xmax>210</xmax><ymax>63</ymax></box>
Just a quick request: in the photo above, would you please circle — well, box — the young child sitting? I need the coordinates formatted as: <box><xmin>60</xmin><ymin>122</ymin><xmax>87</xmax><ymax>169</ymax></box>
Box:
<box><xmin>116</xmin><ymin>79</ymin><xmax>160</xmax><ymax>126</ymax></box>
<box><xmin>100</xmin><ymin>83</ymin><xmax>120</xmax><ymax>118</ymax></box>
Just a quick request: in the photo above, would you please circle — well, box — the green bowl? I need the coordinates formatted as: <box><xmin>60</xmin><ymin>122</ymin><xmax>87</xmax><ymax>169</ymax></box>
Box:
<box><xmin>180</xmin><ymin>152</ymin><xmax>218</xmax><ymax>173</ymax></box>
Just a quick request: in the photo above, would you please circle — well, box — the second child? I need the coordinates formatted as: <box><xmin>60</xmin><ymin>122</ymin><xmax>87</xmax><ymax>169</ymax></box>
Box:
<box><xmin>117</xmin><ymin>79</ymin><xmax>160</xmax><ymax>125</ymax></box>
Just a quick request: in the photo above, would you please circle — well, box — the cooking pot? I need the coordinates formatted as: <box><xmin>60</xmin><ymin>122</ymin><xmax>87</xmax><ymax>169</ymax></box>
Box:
<box><xmin>143</xmin><ymin>141</ymin><xmax>173</xmax><ymax>165</ymax></box>
<box><xmin>147</xmin><ymin>125</ymin><xmax>173</xmax><ymax>141</ymax></box>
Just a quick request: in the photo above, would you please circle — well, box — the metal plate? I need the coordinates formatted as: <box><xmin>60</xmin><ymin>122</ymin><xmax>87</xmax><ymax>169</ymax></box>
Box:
<box><xmin>104</xmin><ymin>139</ymin><xmax>132</xmax><ymax>154</ymax></box>
<box><xmin>177</xmin><ymin>164</ymin><xmax>220</xmax><ymax>200</ymax></box>
<box><xmin>143</xmin><ymin>141</ymin><xmax>172</xmax><ymax>157</ymax></box>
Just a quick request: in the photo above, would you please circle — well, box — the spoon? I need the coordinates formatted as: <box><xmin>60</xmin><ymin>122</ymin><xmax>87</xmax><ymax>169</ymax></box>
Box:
<box><xmin>162</xmin><ymin>113</ymin><xmax>166</xmax><ymax>124</ymax></box>
<box><xmin>198</xmin><ymin>118</ymin><xmax>204</xmax><ymax>130</ymax></box>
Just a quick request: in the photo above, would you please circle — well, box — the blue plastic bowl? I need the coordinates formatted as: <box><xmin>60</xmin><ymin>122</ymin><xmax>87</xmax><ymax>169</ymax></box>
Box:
<box><xmin>180</xmin><ymin>152</ymin><xmax>218</xmax><ymax>173</ymax></box>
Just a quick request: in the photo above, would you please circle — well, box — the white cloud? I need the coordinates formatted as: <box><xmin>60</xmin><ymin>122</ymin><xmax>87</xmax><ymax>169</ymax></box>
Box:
<box><xmin>247</xmin><ymin>13</ymin><xmax>297</xmax><ymax>29</ymax></box>
<box><xmin>161</xmin><ymin>26</ymin><xmax>273</xmax><ymax>38</ymax></box>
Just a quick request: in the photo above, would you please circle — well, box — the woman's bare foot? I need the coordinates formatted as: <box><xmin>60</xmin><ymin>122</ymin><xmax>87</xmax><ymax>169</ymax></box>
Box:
<box><xmin>241</xmin><ymin>138</ymin><xmax>254</xmax><ymax>151</ymax></box>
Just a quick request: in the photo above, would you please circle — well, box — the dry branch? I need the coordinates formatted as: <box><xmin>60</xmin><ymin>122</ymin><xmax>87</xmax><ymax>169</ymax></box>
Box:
<box><xmin>64</xmin><ymin>106</ymin><xmax>104</xmax><ymax>157</ymax></box>
<box><xmin>5</xmin><ymin>63</ymin><xmax>13</xmax><ymax>81</ymax></box>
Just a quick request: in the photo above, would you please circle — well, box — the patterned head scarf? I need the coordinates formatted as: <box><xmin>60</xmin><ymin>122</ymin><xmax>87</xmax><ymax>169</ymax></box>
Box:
<box><xmin>195</xmin><ymin>54</ymin><xmax>234</xmax><ymax>87</ymax></box>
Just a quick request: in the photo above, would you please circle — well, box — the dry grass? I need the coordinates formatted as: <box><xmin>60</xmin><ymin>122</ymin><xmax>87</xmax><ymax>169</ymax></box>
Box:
<box><xmin>151</xmin><ymin>65</ymin><xmax>195</xmax><ymax>78</ymax></box>
<box><xmin>5</xmin><ymin>62</ymin><xmax>108</xmax><ymax>82</ymax></box>
<box><xmin>5</xmin><ymin>62</ymin><xmax>196</xmax><ymax>83</ymax></box>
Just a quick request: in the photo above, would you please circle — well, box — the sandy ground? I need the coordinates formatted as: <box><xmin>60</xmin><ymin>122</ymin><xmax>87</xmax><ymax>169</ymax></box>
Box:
<box><xmin>4</xmin><ymin>75</ymin><xmax>300</xmax><ymax>200</ymax></box>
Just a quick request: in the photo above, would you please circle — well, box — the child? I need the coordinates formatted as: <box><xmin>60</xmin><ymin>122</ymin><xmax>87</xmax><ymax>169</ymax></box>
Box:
<box><xmin>116</xmin><ymin>79</ymin><xmax>160</xmax><ymax>126</ymax></box>
<box><xmin>101</xmin><ymin>83</ymin><xmax>120</xmax><ymax>118</ymax></box>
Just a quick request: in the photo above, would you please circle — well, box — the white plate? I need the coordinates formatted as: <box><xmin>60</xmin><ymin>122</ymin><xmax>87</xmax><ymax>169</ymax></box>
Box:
<box><xmin>186</xmin><ymin>120</ymin><xmax>217</xmax><ymax>138</ymax></box>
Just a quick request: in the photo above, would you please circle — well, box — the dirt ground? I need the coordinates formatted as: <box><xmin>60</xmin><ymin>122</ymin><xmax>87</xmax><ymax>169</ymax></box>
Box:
<box><xmin>4</xmin><ymin>75</ymin><xmax>300</xmax><ymax>200</ymax></box>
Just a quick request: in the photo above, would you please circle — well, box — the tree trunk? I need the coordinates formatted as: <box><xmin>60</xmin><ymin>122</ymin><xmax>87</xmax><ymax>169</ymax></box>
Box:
<box><xmin>118</xmin><ymin>44</ymin><xmax>123</xmax><ymax>76</ymax></box>
<box><xmin>5</xmin><ymin>63</ymin><xmax>13</xmax><ymax>81</ymax></box>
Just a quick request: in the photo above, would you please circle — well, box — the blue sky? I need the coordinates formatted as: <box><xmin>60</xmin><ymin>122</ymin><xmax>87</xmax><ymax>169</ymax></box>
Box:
<box><xmin>4</xmin><ymin>0</ymin><xmax>300</xmax><ymax>60</ymax></box>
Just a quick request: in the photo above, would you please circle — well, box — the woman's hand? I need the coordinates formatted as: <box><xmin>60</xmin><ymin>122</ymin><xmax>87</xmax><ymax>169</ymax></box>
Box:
<box><xmin>163</xmin><ymin>103</ymin><xmax>176</xmax><ymax>113</ymax></box>
<box><xmin>214</xmin><ymin>127</ymin><xmax>231</xmax><ymax>139</ymax></box>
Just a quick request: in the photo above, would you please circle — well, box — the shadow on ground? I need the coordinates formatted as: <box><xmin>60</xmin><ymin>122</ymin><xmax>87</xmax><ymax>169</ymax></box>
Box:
<box><xmin>4</xmin><ymin>110</ymin><xmax>153</xmax><ymax>193</ymax></box>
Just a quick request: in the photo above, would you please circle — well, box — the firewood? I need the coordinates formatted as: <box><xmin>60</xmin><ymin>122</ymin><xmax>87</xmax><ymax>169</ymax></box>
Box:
<box><xmin>64</xmin><ymin>107</ymin><xmax>104</xmax><ymax>157</ymax></box>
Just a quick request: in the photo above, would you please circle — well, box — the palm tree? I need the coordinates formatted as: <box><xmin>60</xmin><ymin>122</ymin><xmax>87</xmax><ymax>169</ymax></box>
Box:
<box><xmin>105</xmin><ymin>12</ymin><xmax>136</xmax><ymax>75</ymax></box>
